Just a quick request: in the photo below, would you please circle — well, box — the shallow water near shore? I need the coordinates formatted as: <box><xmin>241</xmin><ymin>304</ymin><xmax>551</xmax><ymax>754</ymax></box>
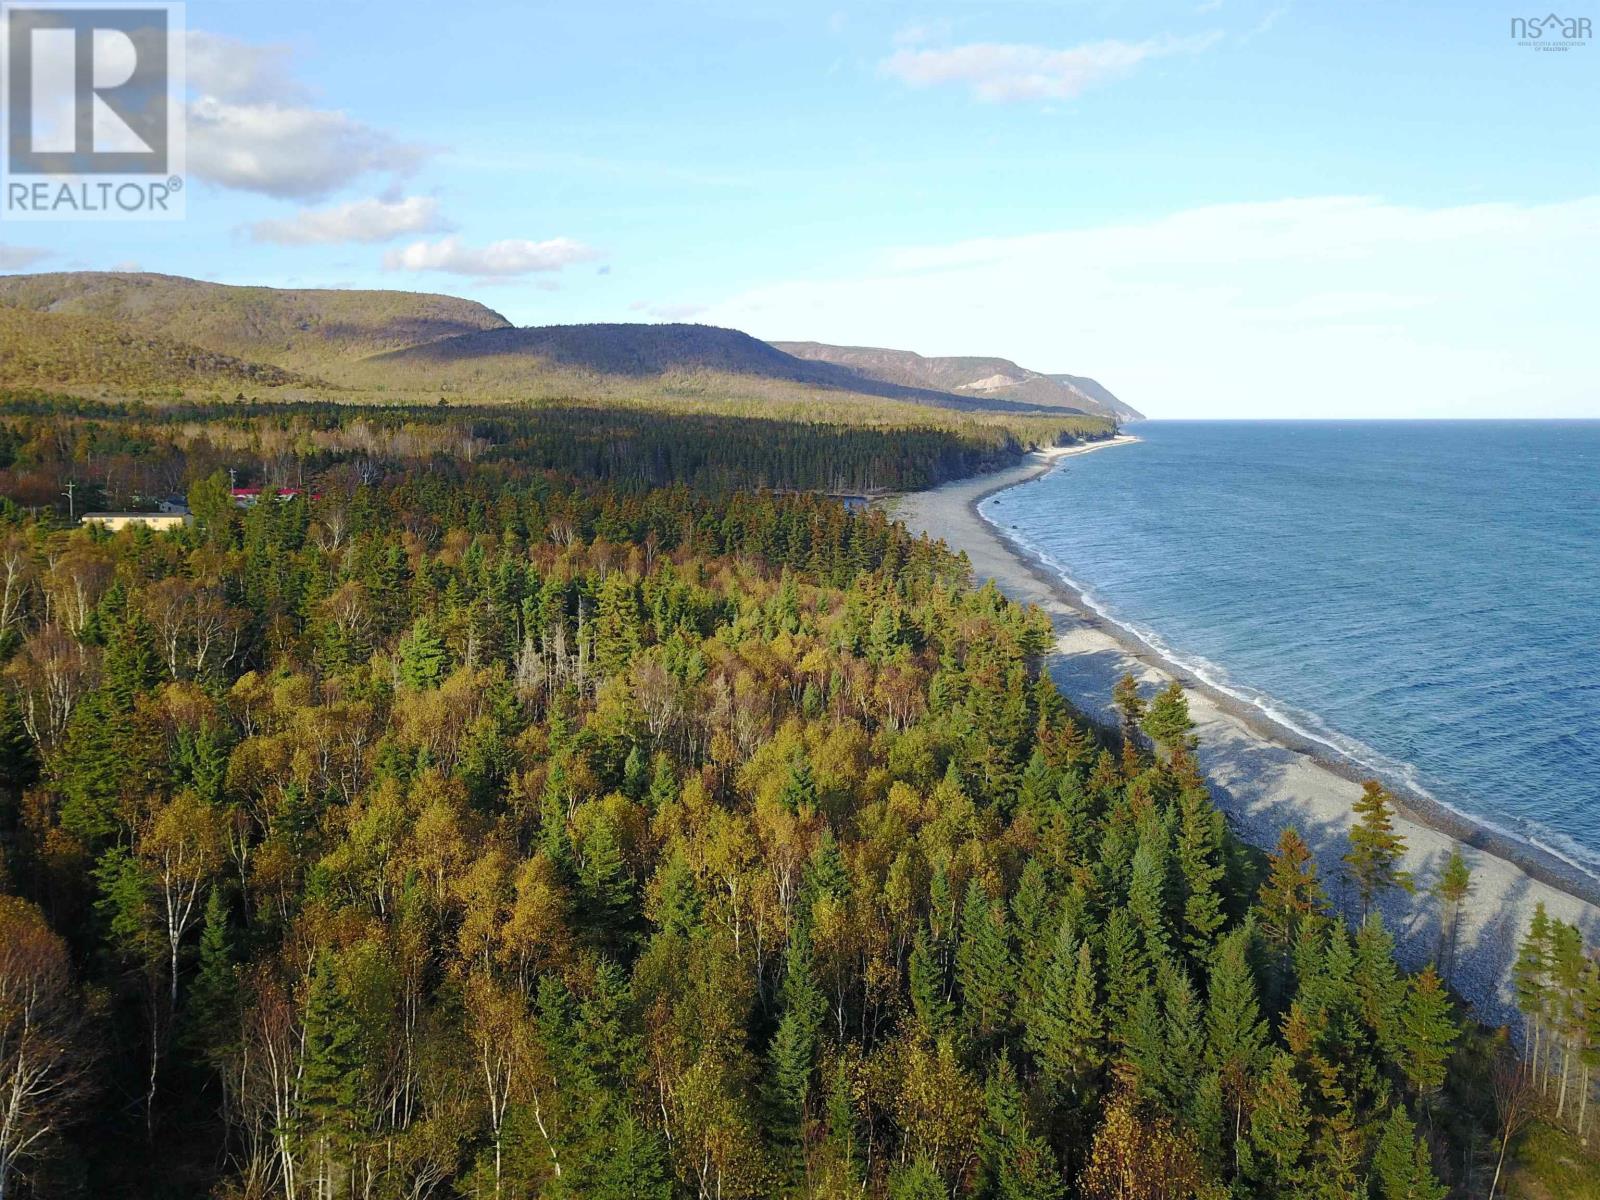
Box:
<box><xmin>984</xmin><ymin>420</ymin><xmax>1600</xmax><ymax>880</ymax></box>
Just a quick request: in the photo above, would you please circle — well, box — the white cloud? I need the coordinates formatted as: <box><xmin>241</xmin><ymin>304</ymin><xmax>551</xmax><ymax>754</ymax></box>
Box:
<box><xmin>189</xmin><ymin>97</ymin><xmax>429</xmax><ymax>200</ymax></box>
<box><xmin>186</xmin><ymin>32</ymin><xmax>306</xmax><ymax>104</ymax></box>
<box><xmin>247</xmin><ymin>196</ymin><xmax>451</xmax><ymax>245</ymax></box>
<box><xmin>184</xmin><ymin>31</ymin><xmax>433</xmax><ymax>199</ymax></box>
<box><xmin>383</xmin><ymin>235</ymin><xmax>601</xmax><ymax>278</ymax></box>
<box><xmin>698</xmin><ymin>196</ymin><xmax>1600</xmax><ymax>419</ymax></box>
<box><xmin>880</xmin><ymin>33</ymin><xmax>1221</xmax><ymax>102</ymax></box>
<box><xmin>0</xmin><ymin>244</ymin><xmax>51</xmax><ymax>270</ymax></box>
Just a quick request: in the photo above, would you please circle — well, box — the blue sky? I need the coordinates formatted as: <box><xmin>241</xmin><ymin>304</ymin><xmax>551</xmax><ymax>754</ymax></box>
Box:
<box><xmin>3</xmin><ymin>0</ymin><xmax>1598</xmax><ymax>417</ymax></box>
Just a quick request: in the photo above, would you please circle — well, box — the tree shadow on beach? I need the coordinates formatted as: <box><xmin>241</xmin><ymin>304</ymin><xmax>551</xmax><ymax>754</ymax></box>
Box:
<box><xmin>1045</xmin><ymin>637</ymin><xmax>1599</xmax><ymax>1031</ymax></box>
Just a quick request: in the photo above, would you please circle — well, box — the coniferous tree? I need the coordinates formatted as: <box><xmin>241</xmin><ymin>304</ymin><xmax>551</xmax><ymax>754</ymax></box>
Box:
<box><xmin>299</xmin><ymin>949</ymin><xmax>366</xmax><ymax>1197</ymax></box>
<box><xmin>1396</xmin><ymin>966</ymin><xmax>1456</xmax><ymax>1106</ymax></box>
<box><xmin>1343</xmin><ymin>781</ymin><xmax>1413</xmax><ymax>921</ymax></box>
<box><xmin>578</xmin><ymin>813</ymin><xmax>637</xmax><ymax>947</ymax></box>
<box><xmin>1430</xmin><ymin>848</ymin><xmax>1472</xmax><ymax>986</ymax></box>
<box><xmin>1141</xmin><ymin>681</ymin><xmax>1196</xmax><ymax>758</ymax></box>
<box><xmin>888</xmin><ymin>1156</ymin><xmax>947</xmax><ymax>1200</ymax></box>
<box><xmin>1158</xmin><ymin>963</ymin><xmax>1205</xmax><ymax>1119</ymax></box>
<box><xmin>183</xmin><ymin>884</ymin><xmax>236</xmax><ymax>1058</ymax></box>
<box><xmin>1241</xmin><ymin>1052</ymin><xmax>1310</xmax><ymax>1198</ymax></box>
<box><xmin>646</xmin><ymin>752</ymin><xmax>679</xmax><ymax>812</ymax></box>
<box><xmin>767</xmin><ymin>926</ymin><xmax>825</xmax><ymax>1159</ymax></box>
<box><xmin>1025</xmin><ymin>925</ymin><xmax>1103</xmax><ymax>1104</ymax></box>
<box><xmin>979</xmin><ymin>1056</ymin><xmax>1063</xmax><ymax>1200</ymax></box>
<box><xmin>1353</xmin><ymin>914</ymin><xmax>1406</xmax><ymax>1055</ymax></box>
<box><xmin>910</xmin><ymin>927</ymin><xmax>954</xmax><ymax>1039</ymax></box>
<box><xmin>823</xmin><ymin>1057</ymin><xmax>863</xmax><ymax>1188</ymax></box>
<box><xmin>1175</xmin><ymin>782</ymin><xmax>1226</xmax><ymax>967</ymax></box>
<box><xmin>957</xmin><ymin>882</ymin><xmax>1015</xmax><ymax>1045</ymax></box>
<box><xmin>398</xmin><ymin>614</ymin><xmax>448</xmax><ymax>689</ymax></box>
<box><xmin>1371</xmin><ymin>1104</ymin><xmax>1447</xmax><ymax>1200</ymax></box>
<box><xmin>101</xmin><ymin>608</ymin><xmax>161</xmax><ymax>709</ymax></box>
<box><xmin>0</xmin><ymin>685</ymin><xmax>38</xmax><ymax>806</ymax></box>
<box><xmin>585</xmin><ymin>1115</ymin><xmax>673</xmax><ymax>1200</ymax></box>
<box><xmin>1100</xmin><ymin>908</ymin><xmax>1145</xmax><ymax>1030</ymax></box>
<box><xmin>1111</xmin><ymin>673</ymin><xmax>1145</xmax><ymax>752</ymax></box>
<box><xmin>1126</xmin><ymin>824</ymin><xmax>1172</xmax><ymax>963</ymax></box>
<box><xmin>1205</xmin><ymin>924</ymin><xmax>1268</xmax><ymax>1161</ymax></box>
<box><xmin>1513</xmin><ymin>903</ymin><xmax>1552</xmax><ymax>1089</ymax></box>
<box><xmin>56</xmin><ymin>690</ymin><xmax>133</xmax><ymax>848</ymax></box>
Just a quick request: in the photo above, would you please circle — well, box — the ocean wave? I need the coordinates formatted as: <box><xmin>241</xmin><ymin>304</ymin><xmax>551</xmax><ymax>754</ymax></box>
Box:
<box><xmin>979</xmin><ymin>493</ymin><xmax>1600</xmax><ymax>885</ymax></box>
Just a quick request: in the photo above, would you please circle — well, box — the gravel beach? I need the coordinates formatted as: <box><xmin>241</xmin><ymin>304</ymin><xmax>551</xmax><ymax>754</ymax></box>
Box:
<box><xmin>891</xmin><ymin>437</ymin><xmax>1600</xmax><ymax>1028</ymax></box>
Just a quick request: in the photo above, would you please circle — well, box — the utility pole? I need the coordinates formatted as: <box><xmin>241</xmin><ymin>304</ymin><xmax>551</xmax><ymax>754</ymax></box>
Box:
<box><xmin>62</xmin><ymin>480</ymin><xmax>76</xmax><ymax>520</ymax></box>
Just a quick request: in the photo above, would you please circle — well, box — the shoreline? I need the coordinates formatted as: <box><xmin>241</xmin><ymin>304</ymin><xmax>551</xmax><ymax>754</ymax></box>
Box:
<box><xmin>892</xmin><ymin>435</ymin><xmax>1600</xmax><ymax>1026</ymax></box>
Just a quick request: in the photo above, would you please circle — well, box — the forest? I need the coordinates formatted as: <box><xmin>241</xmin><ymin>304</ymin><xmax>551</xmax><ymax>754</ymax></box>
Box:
<box><xmin>0</xmin><ymin>392</ymin><xmax>1587</xmax><ymax>1199</ymax></box>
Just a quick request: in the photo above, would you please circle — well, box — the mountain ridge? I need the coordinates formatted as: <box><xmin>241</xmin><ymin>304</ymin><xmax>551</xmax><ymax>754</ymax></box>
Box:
<box><xmin>773</xmin><ymin>340</ymin><xmax>1141</xmax><ymax>421</ymax></box>
<box><xmin>0</xmin><ymin>271</ymin><xmax>1133</xmax><ymax>421</ymax></box>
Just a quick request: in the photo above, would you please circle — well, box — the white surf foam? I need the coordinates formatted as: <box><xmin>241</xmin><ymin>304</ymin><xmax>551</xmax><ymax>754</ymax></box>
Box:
<box><xmin>979</xmin><ymin>491</ymin><xmax>1600</xmax><ymax>885</ymax></box>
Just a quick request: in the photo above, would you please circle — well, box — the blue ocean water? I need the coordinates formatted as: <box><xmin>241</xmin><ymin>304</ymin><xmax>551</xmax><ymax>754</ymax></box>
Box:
<box><xmin>983</xmin><ymin>421</ymin><xmax>1600</xmax><ymax>877</ymax></box>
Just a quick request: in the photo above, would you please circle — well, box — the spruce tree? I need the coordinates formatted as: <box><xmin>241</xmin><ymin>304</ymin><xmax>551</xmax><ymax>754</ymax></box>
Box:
<box><xmin>57</xmin><ymin>689</ymin><xmax>132</xmax><ymax>848</ymax></box>
<box><xmin>979</xmin><ymin>1056</ymin><xmax>1063</xmax><ymax>1200</ymax></box>
<box><xmin>1257</xmin><ymin>826</ymin><xmax>1327</xmax><ymax>992</ymax></box>
<box><xmin>1158</xmin><ymin>962</ymin><xmax>1205</xmax><ymax>1118</ymax></box>
<box><xmin>397</xmin><ymin>614</ymin><xmax>448</xmax><ymax>689</ymax></box>
<box><xmin>1242</xmin><ymin>1052</ymin><xmax>1310</xmax><ymax>1197</ymax></box>
<box><xmin>1371</xmin><ymin>1104</ymin><xmax>1447</xmax><ymax>1200</ymax></box>
<box><xmin>1343</xmin><ymin>781</ymin><xmax>1413</xmax><ymax>921</ymax></box>
<box><xmin>1141</xmin><ymin>680</ymin><xmax>1196</xmax><ymax>756</ymax></box>
<box><xmin>183</xmin><ymin>885</ymin><xmax>237</xmax><ymax>1059</ymax></box>
<box><xmin>1100</xmin><ymin>907</ymin><xmax>1145</xmax><ymax>1028</ymax></box>
<box><xmin>1010</xmin><ymin>860</ymin><xmax>1052</xmax><ymax>1006</ymax></box>
<box><xmin>578</xmin><ymin>814</ymin><xmax>637</xmax><ymax>947</ymax></box>
<box><xmin>1118</xmin><ymin>986</ymin><xmax>1167</xmax><ymax>1110</ymax></box>
<box><xmin>646</xmin><ymin>752</ymin><xmax>679</xmax><ymax>812</ymax></box>
<box><xmin>299</xmin><ymin>949</ymin><xmax>366</xmax><ymax>1195</ymax></box>
<box><xmin>1513</xmin><ymin>904</ymin><xmax>1551</xmax><ymax>1083</ymax></box>
<box><xmin>956</xmin><ymin>881</ymin><xmax>1015</xmax><ymax>1044</ymax></box>
<box><xmin>887</xmin><ymin>1156</ymin><xmax>947</xmax><ymax>1200</ymax></box>
<box><xmin>593</xmin><ymin>572</ymin><xmax>642</xmax><ymax>676</ymax></box>
<box><xmin>587</xmin><ymin>1115</ymin><xmax>673</xmax><ymax>1200</ymax></box>
<box><xmin>823</xmin><ymin>1058</ymin><xmax>862</xmax><ymax>1187</ymax></box>
<box><xmin>1430</xmin><ymin>848</ymin><xmax>1472</xmax><ymax>986</ymax></box>
<box><xmin>0</xmin><ymin>686</ymin><xmax>39</xmax><ymax>806</ymax></box>
<box><xmin>1175</xmin><ymin>782</ymin><xmax>1226</xmax><ymax>966</ymax></box>
<box><xmin>102</xmin><ymin>609</ymin><xmax>162</xmax><ymax>709</ymax></box>
<box><xmin>1112</xmin><ymin>673</ymin><xmax>1145</xmax><ymax>751</ymax></box>
<box><xmin>909</xmin><ymin>927</ymin><xmax>954</xmax><ymax>1038</ymax></box>
<box><xmin>1205</xmin><ymin>924</ymin><xmax>1268</xmax><ymax>1155</ymax></box>
<box><xmin>621</xmin><ymin>743</ymin><xmax>649</xmax><ymax>800</ymax></box>
<box><xmin>1396</xmin><ymin>966</ymin><xmax>1456</xmax><ymax>1104</ymax></box>
<box><xmin>1126</xmin><ymin>823</ymin><xmax>1172</xmax><ymax>961</ymax></box>
<box><xmin>766</xmin><ymin>1008</ymin><xmax>816</xmax><ymax>1157</ymax></box>
<box><xmin>777</xmin><ymin>757</ymin><xmax>818</xmax><ymax>813</ymax></box>
<box><xmin>1024</xmin><ymin>925</ymin><xmax>1103</xmax><ymax>1102</ymax></box>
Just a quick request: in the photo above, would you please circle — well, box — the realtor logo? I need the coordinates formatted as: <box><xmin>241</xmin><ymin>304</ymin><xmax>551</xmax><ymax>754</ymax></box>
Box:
<box><xmin>1510</xmin><ymin>12</ymin><xmax>1591</xmax><ymax>50</ymax></box>
<box><xmin>1</xmin><ymin>2</ymin><xmax>185</xmax><ymax>219</ymax></box>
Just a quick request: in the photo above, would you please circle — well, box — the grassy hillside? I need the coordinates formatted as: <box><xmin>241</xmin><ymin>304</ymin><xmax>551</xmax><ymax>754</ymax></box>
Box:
<box><xmin>774</xmin><ymin>340</ymin><xmax>1142</xmax><ymax>420</ymax></box>
<box><xmin>0</xmin><ymin>307</ymin><xmax>309</xmax><ymax>390</ymax></box>
<box><xmin>1050</xmin><ymin>373</ymin><xmax>1141</xmax><ymax>422</ymax></box>
<box><xmin>0</xmin><ymin>271</ymin><xmax>510</xmax><ymax>371</ymax></box>
<box><xmin>367</xmin><ymin>322</ymin><xmax>1078</xmax><ymax>415</ymax></box>
<box><xmin>0</xmin><ymin>273</ymin><xmax>1126</xmax><ymax>434</ymax></box>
